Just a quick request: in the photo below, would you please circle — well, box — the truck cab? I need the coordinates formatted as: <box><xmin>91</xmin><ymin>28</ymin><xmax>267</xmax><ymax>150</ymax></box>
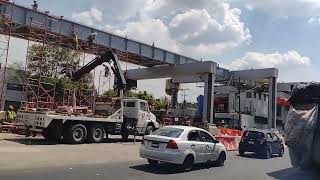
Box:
<box><xmin>123</xmin><ymin>99</ymin><xmax>159</xmax><ymax>135</ymax></box>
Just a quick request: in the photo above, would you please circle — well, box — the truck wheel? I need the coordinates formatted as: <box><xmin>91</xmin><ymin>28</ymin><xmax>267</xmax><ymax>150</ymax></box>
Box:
<box><xmin>42</xmin><ymin>128</ymin><xmax>60</xmax><ymax>142</ymax></box>
<box><xmin>145</xmin><ymin>125</ymin><xmax>154</xmax><ymax>135</ymax></box>
<box><xmin>42</xmin><ymin>129</ymin><xmax>53</xmax><ymax>140</ymax></box>
<box><xmin>65</xmin><ymin>123</ymin><xmax>87</xmax><ymax>144</ymax></box>
<box><xmin>86</xmin><ymin>124</ymin><xmax>105</xmax><ymax>143</ymax></box>
<box><xmin>121</xmin><ymin>126</ymin><xmax>129</xmax><ymax>142</ymax></box>
<box><xmin>42</xmin><ymin>121</ymin><xmax>63</xmax><ymax>142</ymax></box>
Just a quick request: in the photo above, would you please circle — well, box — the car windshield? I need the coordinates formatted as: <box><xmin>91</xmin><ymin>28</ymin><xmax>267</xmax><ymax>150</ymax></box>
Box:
<box><xmin>151</xmin><ymin>127</ymin><xmax>184</xmax><ymax>138</ymax></box>
<box><xmin>244</xmin><ymin>131</ymin><xmax>265</xmax><ymax>140</ymax></box>
<box><xmin>125</xmin><ymin>101</ymin><xmax>135</xmax><ymax>107</ymax></box>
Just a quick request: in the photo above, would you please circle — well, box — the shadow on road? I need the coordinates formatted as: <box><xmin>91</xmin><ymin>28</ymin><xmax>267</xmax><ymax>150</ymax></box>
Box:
<box><xmin>267</xmin><ymin>168</ymin><xmax>320</xmax><ymax>180</ymax></box>
<box><xmin>108</xmin><ymin>138</ymin><xmax>141</xmax><ymax>144</ymax></box>
<box><xmin>4</xmin><ymin>138</ymin><xmax>59</xmax><ymax>145</ymax></box>
<box><xmin>237</xmin><ymin>153</ymin><xmax>280</xmax><ymax>160</ymax></box>
<box><xmin>130</xmin><ymin>162</ymin><xmax>218</xmax><ymax>175</ymax></box>
<box><xmin>4</xmin><ymin>136</ymin><xmax>141</xmax><ymax>145</ymax></box>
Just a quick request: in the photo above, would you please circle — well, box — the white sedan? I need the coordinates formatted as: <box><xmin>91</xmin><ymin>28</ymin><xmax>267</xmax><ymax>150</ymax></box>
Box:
<box><xmin>139</xmin><ymin>126</ymin><xmax>227</xmax><ymax>171</ymax></box>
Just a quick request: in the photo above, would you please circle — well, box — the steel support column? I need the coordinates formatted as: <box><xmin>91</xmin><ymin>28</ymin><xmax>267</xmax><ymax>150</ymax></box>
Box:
<box><xmin>203</xmin><ymin>73</ymin><xmax>215</xmax><ymax>124</ymax></box>
<box><xmin>268</xmin><ymin>77</ymin><xmax>277</xmax><ymax>129</ymax></box>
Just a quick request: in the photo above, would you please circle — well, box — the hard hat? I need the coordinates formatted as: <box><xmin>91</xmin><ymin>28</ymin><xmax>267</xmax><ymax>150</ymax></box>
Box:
<box><xmin>9</xmin><ymin>105</ymin><xmax>13</xmax><ymax>109</ymax></box>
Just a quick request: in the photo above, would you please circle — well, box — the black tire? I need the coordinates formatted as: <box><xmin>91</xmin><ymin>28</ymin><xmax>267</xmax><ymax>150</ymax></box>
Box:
<box><xmin>86</xmin><ymin>124</ymin><xmax>105</xmax><ymax>143</ymax></box>
<box><xmin>279</xmin><ymin>147</ymin><xmax>284</xmax><ymax>157</ymax></box>
<box><xmin>42</xmin><ymin>128</ymin><xmax>51</xmax><ymax>139</ymax></box>
<box><xmin>145</xmin><ymin>125</ymin><xmax>154</xmax><ymax>135</ymax></box>
<box><xmin>263</xmin><ymin>146</ymin><xmax>271</xmax><ymax>159</ymax></box>
<box><xmin>215</xmin><ymin>152</ymin><xmax>226</xmax><ymax>166</ymax></box>
<box><xmin>42</xmin><ymin>128</ymin><xmax>60</xmax><ymax>141</ymax></box>
<box><xmin>147</xmin><ymin>159</ymin><xmax>159</xmax><ymax>165</ymax></box>
<box><xmin>239</xmin><ymin>149</ymin><xmax>245</xmax><ymax>157</ymax></box>
<box><xmin>182</xmin><ymin>155</ymin><xmax>194</xmax><ymax>171</ymax></box>
<box><xmin>65</xmin><ymin>123</ymin><xmax>87</xmax><ymax>144</ymax></box>
<box><xmin>42</xmin><ymin>121</ymin><xmax>63</xmax><ymax>142</ymax></box>
<box><xmin>121</xmin><ymin>126</ymin><xmax>129</xmax><ymax>142</ymax></box>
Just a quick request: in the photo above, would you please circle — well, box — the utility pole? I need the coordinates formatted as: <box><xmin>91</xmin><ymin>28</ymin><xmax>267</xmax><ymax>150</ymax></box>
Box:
<box><xmin>238</xmin><ymin>77</ymin><xmax>241</xmax><ymax>129</ymax></box>
<box><xmin>179</xmin><ymin>88</ymin><xmax>189</xmax><ymax>117</ymax></box>
<box><xmin>97</xmin><ymin>70</ymin><xmax>102</xmax><ymax>95</ymax></box>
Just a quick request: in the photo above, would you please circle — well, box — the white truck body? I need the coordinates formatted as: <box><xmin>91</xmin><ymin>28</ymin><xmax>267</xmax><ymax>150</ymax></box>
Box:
<box><xmin>123</xmin><ymin>99</ymin><xmax>159</xmax><ymax>133</ymax></box>
<box><xmin>15</xmin><ymin>99</ymin><xmax>159</xmax><ymax>143</ymax></box>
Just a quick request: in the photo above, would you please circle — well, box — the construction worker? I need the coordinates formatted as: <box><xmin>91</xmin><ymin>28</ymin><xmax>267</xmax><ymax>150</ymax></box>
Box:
<box><xmin>32</xmin><ymin>0</ymin><xmax>38</xmax><ymax>11</ymax></box>
<box><xmin>6</xmin><ymin>105</ymin><xmax>16</xmax><ymax>123</ymax></box>
<box><xmin>87</xmin><ymin>32</ymin><xmax>96</xmax><ymax>47</ymax></box>
<box><xmin>72</xmin><ymin>31</ymin><xmax>79</xmax><ymax>50</ymax></box>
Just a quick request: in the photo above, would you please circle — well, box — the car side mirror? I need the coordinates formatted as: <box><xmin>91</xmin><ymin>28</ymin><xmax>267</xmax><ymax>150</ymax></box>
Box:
<box><xmin>213</xmin><ymin>139</ymin><xmax>219</xmax><ymax>144</ymax></box>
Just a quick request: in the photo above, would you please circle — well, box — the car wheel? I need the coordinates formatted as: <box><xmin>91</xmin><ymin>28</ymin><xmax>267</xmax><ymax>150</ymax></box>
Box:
<box><xmin>145</xmin><ymin>125</ymin><xmax>154</xmax><ymax>135</ymax></box>
<box><xmin>182</xmin><ymin>155</ymin><xmax>194</xmax><ymax>171</ymax></box>
<box><xmin>239</xmin><ymin>149</ymin><xmax>245</xmax><ymax>157</ymax></box>
<box><xmin>147</xmin><ymin>159</ymin><xmax>159</xmax><ymax>165</ymax></box>
<box><xmin>215</xmin><ymin>152</ymin><xmax>226</xmax><ymax>166</ymax></box>
<box><xmin>86</xmin><ymin>124</ymin><xmax>105</xmax><ymax>143</ymax></box>
<box><xmin>279</xmin><ymin>147</ymin><xmax>284</xmax><ymax>157</ymax></box>
<box><xmin>263</xmin><ymin>146</ymin><xmax>271</xmax><ymax>159</ymax></box>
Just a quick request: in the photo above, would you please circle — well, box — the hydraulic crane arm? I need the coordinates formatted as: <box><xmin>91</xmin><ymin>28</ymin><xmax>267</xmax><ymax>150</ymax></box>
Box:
<box><xmin>71</xmin><ymin>51</ymin><xmax>126</xmax><ymax>90</ymax></box>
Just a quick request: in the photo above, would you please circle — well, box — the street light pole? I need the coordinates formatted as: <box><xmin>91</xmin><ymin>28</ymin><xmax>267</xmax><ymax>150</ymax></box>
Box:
<box><xmin>238</xmin><ymin>77</ymin><xmax>241</xmax><ymax>129</ymax></box>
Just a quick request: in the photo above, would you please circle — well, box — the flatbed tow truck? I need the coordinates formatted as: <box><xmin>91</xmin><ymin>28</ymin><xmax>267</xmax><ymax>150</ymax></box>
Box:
<box><xmin>15</xmin><ymin>51</ymin><xmax>159</xmax><ymax>144</ymax></box>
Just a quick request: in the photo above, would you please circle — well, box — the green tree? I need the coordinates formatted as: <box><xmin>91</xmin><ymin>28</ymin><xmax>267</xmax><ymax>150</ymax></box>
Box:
<box><xmin>128</xmin><ymin>90</ymin><xmax>167</xmax><ymax>110</ymax></box>
<box><xmin>27</xmin><ymin>44</ymin><xmax>80</xmax><ymax>77</ymax></box>
<box><xmin>9</xmin><ymin>62</ymin><xmax>24</xmax><ymax>82</ymax></box>
<box><xmin>103</xmin><ymin>89</ymin><xmax>116</xmax><ymax>98</ymax></box>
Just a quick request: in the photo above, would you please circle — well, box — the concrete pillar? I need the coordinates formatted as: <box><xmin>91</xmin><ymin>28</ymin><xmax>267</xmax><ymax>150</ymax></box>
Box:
<box><xmin>228</xmin><ymin>92</ymin><xmax>236</xmax><ymax>113</ymax></box>
<box><xmin>268</xmin><ymin>77</ymin><xmax>277</xmax><ymax>129</ymax></box>
<box><xmin>171</xmin><ymin>83</ymin><xmax>179</xmax><ymax>109</ymax></box>
<box><xmin>203</xmin><ymin>73</ymin><xmax>215</xmax><ymax>124</ymax></box>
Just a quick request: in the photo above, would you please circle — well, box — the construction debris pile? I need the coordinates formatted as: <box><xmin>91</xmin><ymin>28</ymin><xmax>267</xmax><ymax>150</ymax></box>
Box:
<box><xmin>285</xmin><ymin>82</ymin><xmax>320</xmax><ymax>168</ymax></box>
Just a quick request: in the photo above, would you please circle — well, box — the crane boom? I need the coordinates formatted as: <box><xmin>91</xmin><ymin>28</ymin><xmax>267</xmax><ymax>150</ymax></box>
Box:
<box><xmin>71</xmin><ymin>51</ymin><xmax>127</xmax><ymax>90</ymax></box>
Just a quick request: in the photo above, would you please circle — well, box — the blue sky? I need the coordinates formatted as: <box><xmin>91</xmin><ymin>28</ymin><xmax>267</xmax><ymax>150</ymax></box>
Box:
<box><xmin>6</xmin><ymin>0</ymin><xmax>320</xmax><ymax>101</ymax></box>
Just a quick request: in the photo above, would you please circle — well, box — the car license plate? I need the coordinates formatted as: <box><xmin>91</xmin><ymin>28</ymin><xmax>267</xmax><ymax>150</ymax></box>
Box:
<box><xmin>249</xmin><ymin>141</ymin><xmax>254</xmax><ymax>144</ymax></box>
<box><xmin>151</xmin><ymin>143</ymin><xmax>159</xmax><ymax>148</ymax></box>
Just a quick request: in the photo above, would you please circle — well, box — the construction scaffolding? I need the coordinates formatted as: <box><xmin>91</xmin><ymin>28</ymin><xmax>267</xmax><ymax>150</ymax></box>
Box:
<box><xmin>18</xmin><ymin>11</ymin><xmax>96</xmax><ymax>111</ymax></box>
<box><xmin>61</xmin><ymin>28</ymin><xmax>97</xmax><ymax>110</ymax></box>
<box><xmin>0</xmin><ymin>1</ymin><xmax>12</xmax><ymax>110</ymax></box>
<box><xmin>21</xmin><ymin>15</ymin><xmax>61</xmax><ymax>110</ymax></box>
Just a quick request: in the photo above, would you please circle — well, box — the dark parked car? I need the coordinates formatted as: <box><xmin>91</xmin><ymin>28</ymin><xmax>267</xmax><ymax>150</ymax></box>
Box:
<box><xmin>239</xmin><ymin>129</ymin><xmax>284</xmax><ymax>159</ymax></box>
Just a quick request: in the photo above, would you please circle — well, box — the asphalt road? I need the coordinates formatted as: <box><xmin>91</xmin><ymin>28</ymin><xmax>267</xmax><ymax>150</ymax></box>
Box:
<box><xmin>0</xmin><ymin>133</ymin><xmax>319</xmax><ymax>180</ymax></box>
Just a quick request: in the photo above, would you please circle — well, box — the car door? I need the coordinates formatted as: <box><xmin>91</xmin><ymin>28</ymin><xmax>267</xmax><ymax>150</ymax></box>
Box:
<box><xmin>139</xmin><ymin>102</ymin><xmax>148</xmax><ymax>123</ymax></box>
<box><xmin>187</xmin><ymin>130</ymin><xmax>207</xmax><ymax>163</ymax></box>
<box><xmin>199</xmin><ymin>130</ymin><xmax>218</xmax><ymax>161</ymax></box>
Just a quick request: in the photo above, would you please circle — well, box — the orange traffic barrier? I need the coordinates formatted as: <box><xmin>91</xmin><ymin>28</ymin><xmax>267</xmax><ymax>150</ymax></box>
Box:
<box><xmin>218</xmin><ymin>128</ymin><xmax>242</xmax><ymax>136</ymax></box>
<box><xmin>215</xmin><ymin>136</ymin><xmax>238</xmax><ymax>151</ymax></box>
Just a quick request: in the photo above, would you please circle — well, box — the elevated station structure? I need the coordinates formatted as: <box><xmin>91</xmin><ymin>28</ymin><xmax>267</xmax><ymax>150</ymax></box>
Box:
<box><xmin>0</xmin><ymin>2</ymin><xmax>278</xmax><ymax>128</ymax></box>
